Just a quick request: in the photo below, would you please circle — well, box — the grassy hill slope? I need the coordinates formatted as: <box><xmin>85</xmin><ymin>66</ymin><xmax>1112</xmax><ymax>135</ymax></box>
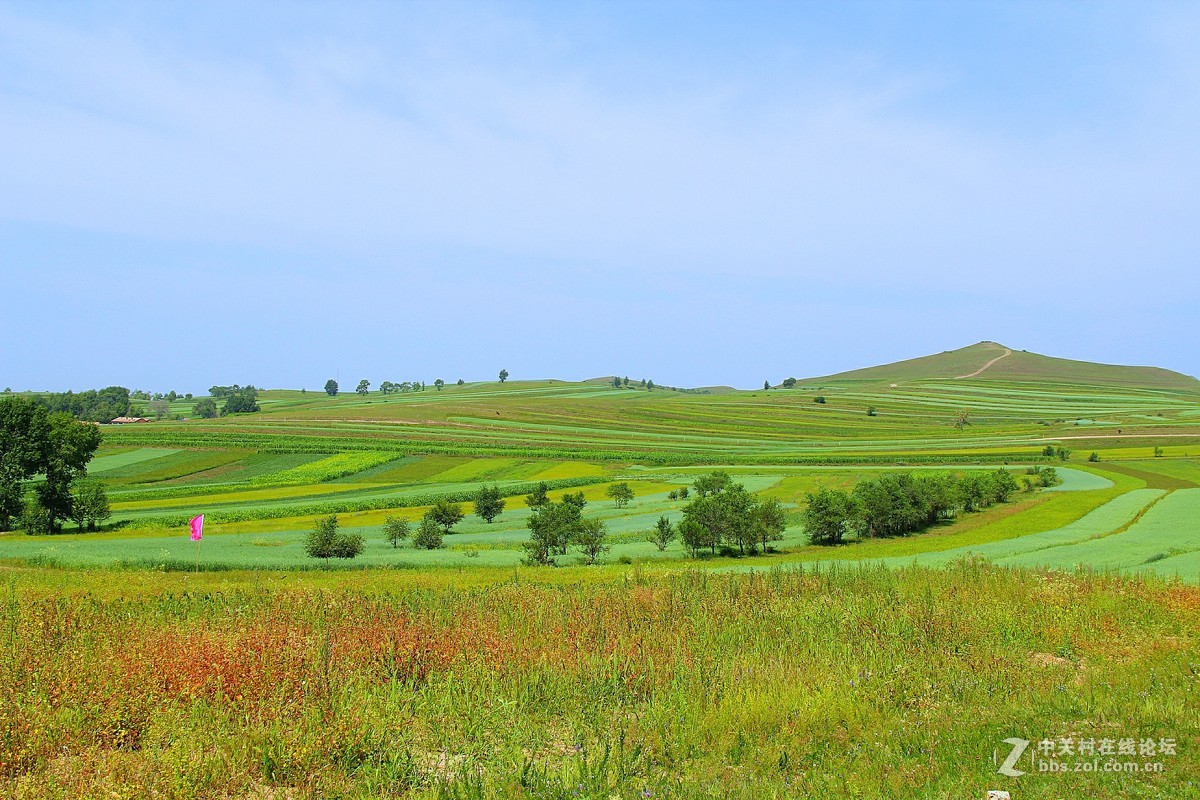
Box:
<box><xmin>806</xmin><ymin>341</ymin><xmax>1200</xmax><ymax>391</ymax></box>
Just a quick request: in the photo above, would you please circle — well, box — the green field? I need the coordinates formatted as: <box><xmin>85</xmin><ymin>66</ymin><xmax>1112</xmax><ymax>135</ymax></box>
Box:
<box><xmin>5</xmin><ymin>348</ymin><xmax>1200</xmax><ymax>798</ymax></box>
<box><xmin>5</xmin><ymin>357</ymin><xmax>1200</xmax><ymax>578</ymax></box>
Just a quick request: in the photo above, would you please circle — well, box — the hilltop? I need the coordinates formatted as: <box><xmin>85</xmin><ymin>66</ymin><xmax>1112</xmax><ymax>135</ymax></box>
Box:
<box><xmin>803</xmin><ymin>341</ymin><xmax>1200</xmax><ymax>392</ymax></box>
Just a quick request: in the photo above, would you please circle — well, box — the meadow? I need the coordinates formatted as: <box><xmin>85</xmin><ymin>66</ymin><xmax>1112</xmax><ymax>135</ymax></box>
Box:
<box><xmin>3</xmin><ymin>349</ymin><xmax>1200</xmax><ymax>797</ymax></box>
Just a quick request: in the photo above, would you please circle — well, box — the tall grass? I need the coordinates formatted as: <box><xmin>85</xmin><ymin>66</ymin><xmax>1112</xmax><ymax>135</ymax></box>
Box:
<box><xmin>2</xmin><ymin>564</ymin><xmax>1196</xmax><ymax>798</ymax></box>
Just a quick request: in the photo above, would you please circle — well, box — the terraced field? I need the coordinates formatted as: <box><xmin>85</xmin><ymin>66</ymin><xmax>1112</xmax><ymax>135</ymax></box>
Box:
<box><xmin>5</xmin><ymin>350</ymin><xmax>1200</xmax><ymax>578</ymax></box>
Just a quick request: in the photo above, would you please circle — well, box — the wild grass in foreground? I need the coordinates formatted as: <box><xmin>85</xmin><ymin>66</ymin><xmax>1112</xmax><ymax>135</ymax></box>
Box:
<box><xmin>2</xmin><ymin>563</ymin><xmax>1197</xmax><ymax>799</ymax></box>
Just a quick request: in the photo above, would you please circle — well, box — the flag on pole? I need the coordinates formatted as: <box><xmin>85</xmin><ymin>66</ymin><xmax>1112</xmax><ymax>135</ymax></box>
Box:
<box><xmin>189</xmin><ymin>514</ymin><xmax>204</xmax><ymax>541</ymax></box>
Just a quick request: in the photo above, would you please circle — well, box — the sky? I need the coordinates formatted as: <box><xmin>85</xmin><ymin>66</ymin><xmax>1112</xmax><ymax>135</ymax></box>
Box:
<box><xmin>2</xmin><ymin>0</ymin><xmax>1198</xmax><ymax>393</ymax></box>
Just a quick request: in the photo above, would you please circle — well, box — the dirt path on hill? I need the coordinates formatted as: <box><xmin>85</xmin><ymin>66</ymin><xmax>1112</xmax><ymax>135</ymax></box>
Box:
<box><xmin>955</xmin><ymin>347</ymin><xmax>1012</xmax><ymax>379</ymax></box>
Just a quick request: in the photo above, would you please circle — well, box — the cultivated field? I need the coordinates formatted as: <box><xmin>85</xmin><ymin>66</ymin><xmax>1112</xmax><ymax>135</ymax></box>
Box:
<box><xmin>3</xmin><ymin>344</ymin><xmax>1200</xmax><ymax>797</ymax></box>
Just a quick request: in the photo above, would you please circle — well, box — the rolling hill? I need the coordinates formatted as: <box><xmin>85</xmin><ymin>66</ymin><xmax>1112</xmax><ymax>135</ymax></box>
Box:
<box><xmin>804</xmin><ymin>341</ymin><xmax>1200</xmax><ymax>391</ymax></box>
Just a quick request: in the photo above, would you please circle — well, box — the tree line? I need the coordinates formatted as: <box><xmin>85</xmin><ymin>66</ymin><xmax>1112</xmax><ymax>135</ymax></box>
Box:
<box><xmin>801</xmin><ymin>468</ymin><xmax>1058</xmax><ymax>545</ymax></box>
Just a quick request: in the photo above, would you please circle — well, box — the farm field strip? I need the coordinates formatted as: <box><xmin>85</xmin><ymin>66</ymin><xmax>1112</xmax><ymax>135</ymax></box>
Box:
<box><xmin>87</xmin><ymin>447</ymin><xmax>181</xmax><ymax>473</ymax></box>
<box><xmin>998</xmin><ymin>488</ymin><xmax>1200</xmax><ymax>572</ymax></box>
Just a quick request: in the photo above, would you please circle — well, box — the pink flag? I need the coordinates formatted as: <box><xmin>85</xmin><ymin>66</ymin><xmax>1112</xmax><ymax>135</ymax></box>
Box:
<box><xmin>189</xmin><ymin>515</ymin><xmax>204</xmax><ymax>541</ymax></box>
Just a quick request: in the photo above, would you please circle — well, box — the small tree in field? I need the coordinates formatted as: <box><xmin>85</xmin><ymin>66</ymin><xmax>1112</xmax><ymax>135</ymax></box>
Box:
<box><xmin>356</xmin><ymin>379</ymin><xmax>370</xmax><ymax>396</ymax></box>
<box><xmin>606</xmin><ymin>482</ymin><xmax>634</xmax><ymax>508</ymax></box>
<box><xmin>434</xmin><ymin>379</ymin><xmax>445</xmax><ymax>391</ymax></box>
<box><xmin>427</xmin><ymin>499</ymin><xmax>464</xmax><ymax>534</ymax></box>
<box><xmin>574</xmin><ymin>518</ymin><xmax>609</xmax><ymax>565</ymax></box>
<box><xmin>498</xmin><ymin>369</ymin><xmax>509</xmax><ymax>383</ymax></box>
<box><xmin>71</xmin><ymin>480</ymin><xmax>111</xmax><ymax>531</ymax></box>
<box><xmin>752</xmin><ymin>496</ymin><xmax>787</xmax><ymax>552</ymax></box>
<box><xmin>649</xmin><ymin>515</ymin><xmax>676</xmax><ymax>551</ymax></box>
<box><xmin>413</xmin><ymin>516</ymin><xmax>444</xmax><ymax>549</ymax></box>
<box><xmin>324</xmin><ymin>379</ymin><xmax>338</xmax><ymax>396</ymax></box>
<box><xmin>474</xmin><ymin>484</ymin><xmax>506</xmax><ymax>523</ymax></box>
<box><xmin>383</xmin><ymin>516</ymin><xmax>410</xmax><ymax>548</ymax></box>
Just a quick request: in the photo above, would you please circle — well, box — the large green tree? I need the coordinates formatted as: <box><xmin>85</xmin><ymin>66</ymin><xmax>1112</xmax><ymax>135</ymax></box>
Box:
<box><xmin>34</xmin><ymin>412</ymin><xmax>102</xmax><ymax>533</ymax></box>
<box><xmin>0</xmin><ymin>397</ymin><xmax>51</xmax><ymax>531</ymax></box>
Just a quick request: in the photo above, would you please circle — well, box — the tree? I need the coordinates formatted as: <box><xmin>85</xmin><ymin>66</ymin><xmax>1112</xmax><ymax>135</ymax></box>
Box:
<box><xmin>524</xmin><ymin>481</ymin><xmax>550</xmax><ymax>509</ymax></box>
<box><xmin>383</xmin><ymin>516</ymin><xmax>410</xmax><ymax>548</ymax></box>
<box><xmin>149</xmin><ymin>399</ymin><xmax>170</xmax><ymax>420</ymax></box>
<box><xmin>35</xmin><ymin>413</ymin><xmax>102</xmax><ymax>533</ymax></box>
<box><xmin>434</xmin><ymin>379</ymin><xmax>445</xmax><ymax>391</ymax></box>
<box><xmin>305</xmin><ymin>515</ymin><xmax>338</xmax><ymax>559</ymax></box>
<box><xmin>0</xmin><ymin>397</ymin><xmax>50</xmax><ymax>531</ymax></box>
<box><xmin>752</xmin><ymin>496</ymin><xmax>787</xmax><ymax>552</ymax></box>
<box><xmin>1088</xmin><ymin>452</ymin><xmax>1101</xmax><ymax>462</ymax></box>
<box><xmin>612</xmin><ymin>376</ymin><xmax>622</xmax><ymax>388</ymax></box>
<box><xmin>678</xmin><ymin>518</ymin><xmax>713</xmax><ymax>558</ymax></box>
<box><xmin>814</xmin><ymin>396</ymin><xmax>827</xmax><ymax>404</ymax></box>
<box><xmin>605</xmin><ymin>482</ymin><xmax>634</xmax><ymax>508</ymax></box>
<box><xmin>802</xmin><ymin>488</ymin><xmax>857</xmax><ymax>545</ymax></box>
<box><xmin>457</xmin><ymin>379</ymin><xmax>465</xmax><ymax>386</ymax></box>
<box><xmin>324</xmin><ymin>379</ymin><xmax>339</xmax><ymax>396</ymax></box>
<box><xmin>763</xmin><ymin>380</ymin><xmax>771</xmax><ymax>391</ymax></box>
<box><xmin>524</xmin><ymin>501</ymin><xmax>582</xmax><ymax>565</ymax></box>
<box><xmin>71</xmin><ymin>480</ymin><xmax>110</xmax><ymax>531</ymax></box>
<box><xmin>649</xmin><ymin>515</ymin><xmax>676</xmax><ymax>551</ymax></box>
<box><xmin>574</xmin><ymin>517</ymin><xmax>609</xmax><ymax>565</ymax></box>
<box><xmin>413</xmin><ymin>516</ymin><xmax>444</xmax><ymax>549</ymax></box>
<box><xmin>498</xmin><ymin>369</ymin><xmax>509</xmax><ymax>383</ymax></box>
<box><xmin>193</xmin><ymin>398</ymin><xmax>218</xmax><ymax>419</ymax></box>
<box><xmin>782</xmin><ymin>378</ymin><xmax>797</xmax><ymax>389</ymax></box>
<box><xmin>356</xmin><ymin>379</ymin><xmax>370</xmax><ymax>396</ymax></box>
<box><xmin>427</xmin><ymin>499</ymin><xmax>464</xmax><ymax>534</ymax></box>
<box><xmin>991</xmin><ymin>469</ymin><xmax>1021</xmax><ymax>503</ymax></box>
<box><xmin>474</xmin><ymin>484</ymin><xmax>506</xmax><ymax>523</ymax></box>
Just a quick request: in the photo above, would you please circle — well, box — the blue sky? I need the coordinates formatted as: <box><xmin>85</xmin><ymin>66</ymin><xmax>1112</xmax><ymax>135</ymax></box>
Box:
<box><xmin>2</xmin><ymin>1</ymin><xmax>1197</xmax><ymax>392</ymax></box>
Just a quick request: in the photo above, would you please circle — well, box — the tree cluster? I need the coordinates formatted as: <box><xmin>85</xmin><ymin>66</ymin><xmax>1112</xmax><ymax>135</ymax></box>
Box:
<box><xmin>220</xmin><ymin>386</ymin><xmax>260</xmax><ymax>414</ymax></box>
<box><xmin>1042</xmin><ymin>445</ymin><xmax>1072</xmax><ymax>462</ymax></box>
<box><xmin>801</xmin><ymin>470</ymin><xmax>1023</xmax><ymax>545</ymax></box>
<box><xmin>377</xmin><ymin>381</ymin><xmax>426</xmax><ymax>394</ymax></box>
<box><xmin>0</xmin><ymin>397</ymin><xmax>103</xmax><ymax>533</ymax></box>
<box><xmin>31</xmin><ymin>386</ymin><xmax>131</xmax><ymax>423</ymax></box>
<box><xmin>677</xmin><ymin>472</ymin><xmax>787</xmax><ymax>557</ymax></box>
<box><xmin>304</xmin><ymin>514</ymin><xmax>365</xmax><ymax>559</ymax></box>
<box><xmin>610</xmin><ymin>376</ymin><xmax>656</xmax><ymax>390</ymax></box>
<box><xmin>524</xmin><ymin>491</ymin><xmax>607</xmax><ymax>565</ymax></box>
